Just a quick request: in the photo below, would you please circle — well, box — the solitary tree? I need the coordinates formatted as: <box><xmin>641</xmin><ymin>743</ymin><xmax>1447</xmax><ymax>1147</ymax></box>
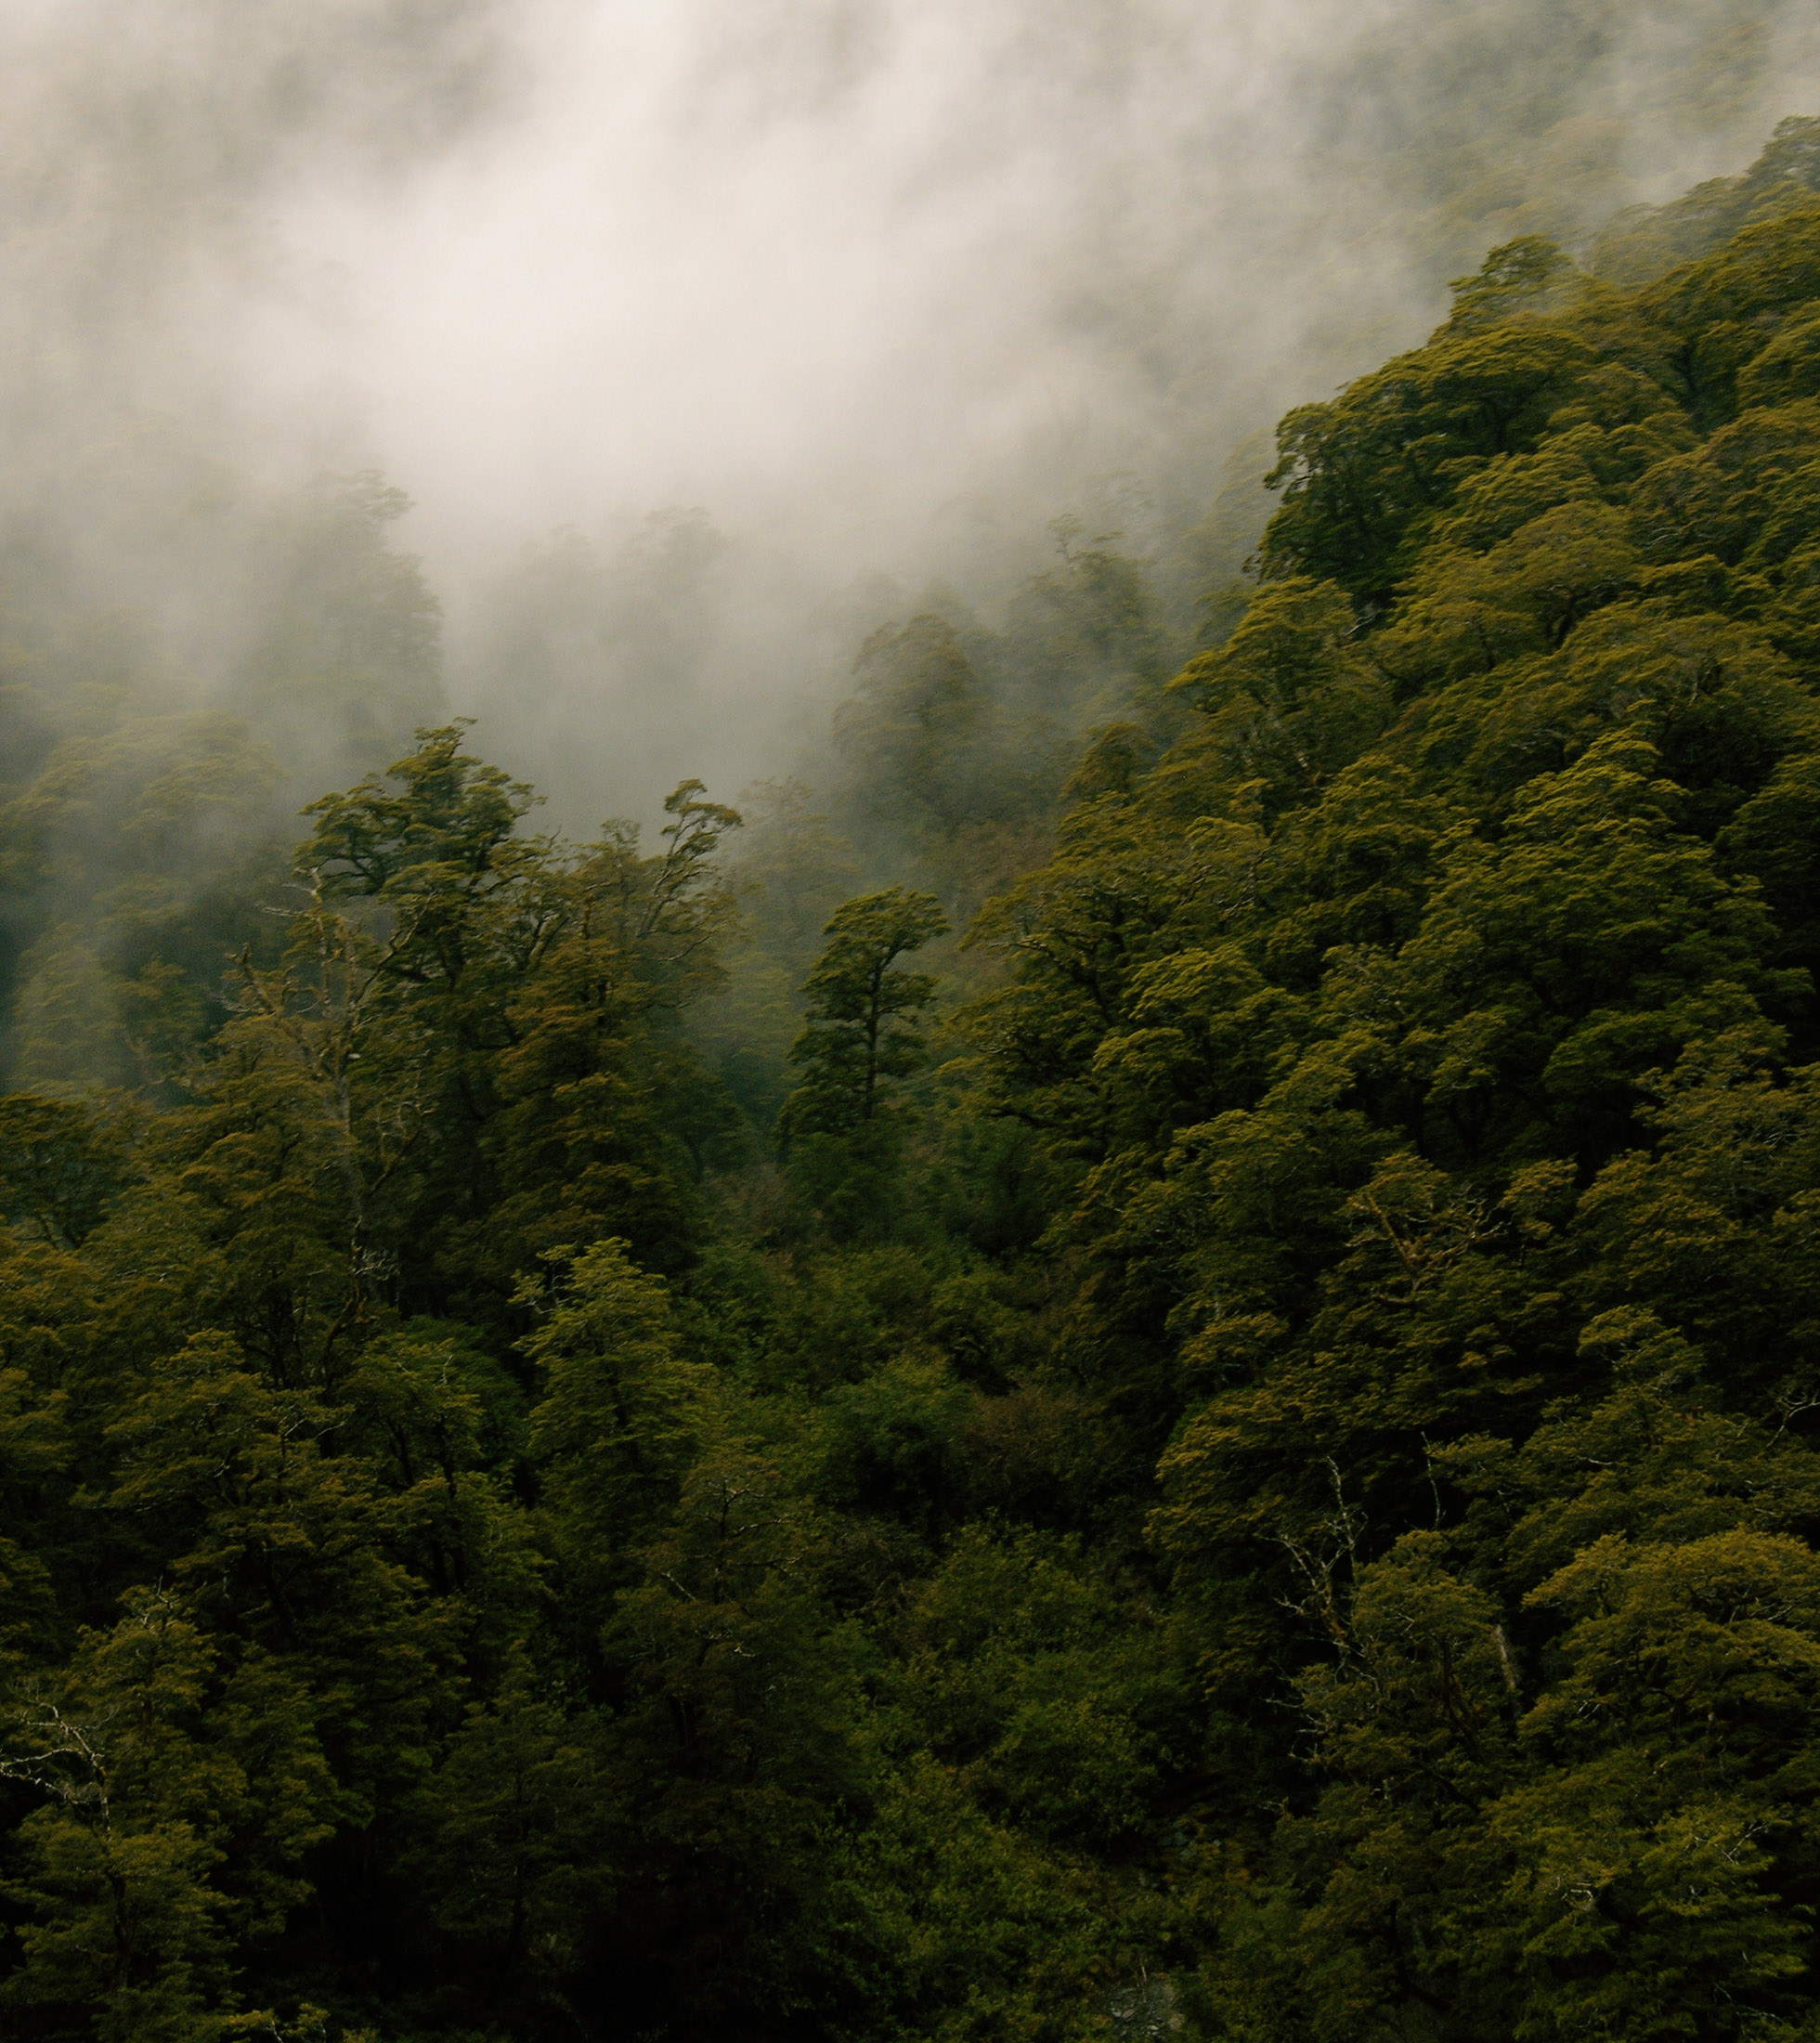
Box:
<box><xmin>778</xmin><ymin>887</ymin><xmax>949</xmax><ymax>1143</ymax></box>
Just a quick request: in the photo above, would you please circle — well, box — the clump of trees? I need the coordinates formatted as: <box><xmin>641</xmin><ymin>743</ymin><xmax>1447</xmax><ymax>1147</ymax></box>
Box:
<box><xmin>6</xmin><ymin>117</ymin><xmax>1820</xmax><ymax>2043</ymax></box>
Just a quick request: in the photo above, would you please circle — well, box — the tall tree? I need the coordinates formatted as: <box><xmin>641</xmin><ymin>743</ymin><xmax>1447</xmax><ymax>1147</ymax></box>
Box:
<box><xmin>779</xmin><ymin>887</ymin><xmax>949</xmax><ymax>1142</ymax></box>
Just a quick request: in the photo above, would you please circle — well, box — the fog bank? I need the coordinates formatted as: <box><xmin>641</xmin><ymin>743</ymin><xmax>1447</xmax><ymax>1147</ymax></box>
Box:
<box><xmin>6</xmin><ymin>0</ymin><xmax>1820</xmax><ymax>824</ymax></box>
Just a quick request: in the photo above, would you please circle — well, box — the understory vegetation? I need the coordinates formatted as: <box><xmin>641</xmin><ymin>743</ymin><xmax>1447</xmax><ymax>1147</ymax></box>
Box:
<box><xmin>8</xmin><ymin>118</ymin><xmax>1820</xmax><ymax>2043</ymax></box>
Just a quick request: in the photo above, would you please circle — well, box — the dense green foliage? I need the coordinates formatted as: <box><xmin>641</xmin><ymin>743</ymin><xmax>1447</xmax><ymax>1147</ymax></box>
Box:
<box><xmin>9</xmin><ymin>122</ymin><xmax>1820</xmax><ymax>2042</ymax></box>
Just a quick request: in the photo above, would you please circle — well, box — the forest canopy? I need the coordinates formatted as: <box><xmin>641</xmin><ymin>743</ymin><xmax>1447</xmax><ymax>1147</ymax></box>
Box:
<box><xmin>7</xmin><ymin>113</ymin><xmax>1820</xmax><ymax>2043</ymax></box>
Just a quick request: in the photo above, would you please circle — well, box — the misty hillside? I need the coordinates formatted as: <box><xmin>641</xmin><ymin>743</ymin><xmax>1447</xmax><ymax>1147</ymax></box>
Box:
<box><xmin>8</xmin><ymin>7</ymin><xmax>1820</xmax><ymax>2041</ymax></box>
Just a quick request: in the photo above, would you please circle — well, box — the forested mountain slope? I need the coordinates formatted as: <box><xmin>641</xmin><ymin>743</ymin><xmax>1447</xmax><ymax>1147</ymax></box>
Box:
<box><xmin>7</xmin><ymin>125</ymin><xmax>1820</xmax><ymax>2043</ymax></box>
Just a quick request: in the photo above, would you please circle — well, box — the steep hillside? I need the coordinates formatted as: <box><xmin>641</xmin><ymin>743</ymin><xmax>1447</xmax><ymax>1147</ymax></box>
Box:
<box><xmin>6</xmin><ymin>124</ymin><xmax>1820</xmax><ymax>2043</ymax></box>
<box><xmin>949</xmin><ymin>137</ymin><xmax>1820</xmax><ymax>2039</ymax></box>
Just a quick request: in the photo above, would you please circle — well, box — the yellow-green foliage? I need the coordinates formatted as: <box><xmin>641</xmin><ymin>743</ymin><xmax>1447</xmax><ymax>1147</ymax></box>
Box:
<box><xmin>13</xmin><ymin>128</ymin><xmax>1820</xmax><ymax>2043</ymax></box>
